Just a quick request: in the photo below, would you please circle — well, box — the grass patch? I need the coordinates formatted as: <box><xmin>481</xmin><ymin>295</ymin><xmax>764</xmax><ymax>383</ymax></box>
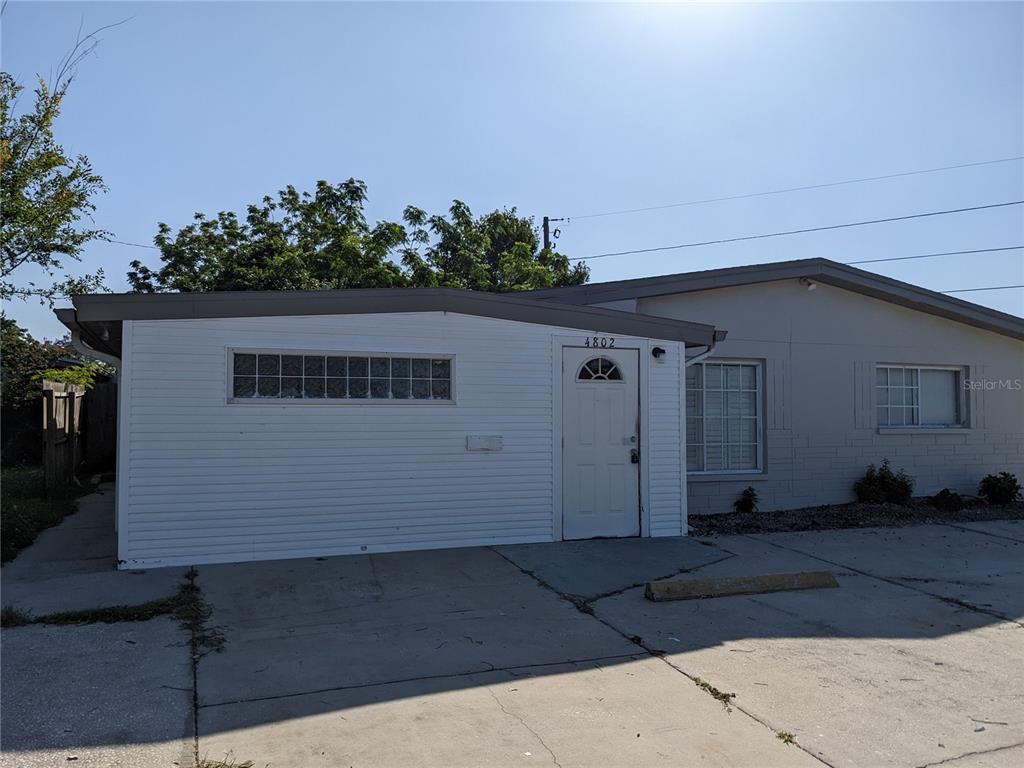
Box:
<box><xmin>1</xmin><ymin>466</ymin><xmax>94</xmax><ymax>562</ymax></box>
<box><xmin>777</xmin><ymin>731</ymin><xmax>797</xmax><ymax>744</ymax></box>
<box><xmin>693</xmin><ymin>676</ymin><xmax>735</xmax><ymax>709</ymax></box>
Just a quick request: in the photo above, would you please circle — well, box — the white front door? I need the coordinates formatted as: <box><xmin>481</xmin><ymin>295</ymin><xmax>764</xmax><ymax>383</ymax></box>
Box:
<box><xmin>562</xmin><ymin>346</ymin><xmax>641</xmax><ymax>540</ymax></box>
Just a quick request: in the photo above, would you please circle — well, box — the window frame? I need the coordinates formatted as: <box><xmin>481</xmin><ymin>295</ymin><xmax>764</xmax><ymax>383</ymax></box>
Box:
<box><xmin>225</xmin><ymin>348</ymin><xmax>457</xmax><ymax>406</ymax></box>
<box><xmin>875</xmin><ymin>363</ymin><xmax>967</xmax><ymax>431</ymax></box>
<box><xmin>685</xmin><ymin>358</ymin><xmax>765</xmax><ymax>476</ymax></box>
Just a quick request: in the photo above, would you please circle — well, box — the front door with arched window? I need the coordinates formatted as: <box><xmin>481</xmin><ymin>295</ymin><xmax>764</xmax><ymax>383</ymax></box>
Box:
<box><xmin>561</xmin><ymin>346</ymin><xmax>641</xmax><ymax>539</ymax></box>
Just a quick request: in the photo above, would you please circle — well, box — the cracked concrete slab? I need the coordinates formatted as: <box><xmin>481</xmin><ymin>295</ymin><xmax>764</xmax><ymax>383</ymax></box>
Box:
<box><xmin>591</xmin><ymin>525</ymin><xmax>1024</xmax><ymax>768</ymax></box>
<box><xmin>748</xmin><ymin>523</ymin><xmax>1024</xmax><ymax>621</ymax></box>
<box><xmin>494</xmin><ymin>536</ymin><xmax>729</xmax><ymax>599</ymax></box>
<box><xmin>196</xmin><ymin>546</ymin><xmax>639</xmax><ymax>707</ymax></box>
<box><xmin>947</xmin><ymin>520</ymin><xmax>1024</xmax><ymax>544</ymax></box>
<box><xmin>198</xmin><ymin>655</ymin><xmax>823</xmax><ymax>768</ymax></box>
<box><xmin>0</xmin><ymin>618</ymin><xmax>194</xmax><ymax>768</ymax></box>
<box><xmin>920</xmin><ymin>742</ymin><xmax>1024</xmax><ymax>767</ymax></box>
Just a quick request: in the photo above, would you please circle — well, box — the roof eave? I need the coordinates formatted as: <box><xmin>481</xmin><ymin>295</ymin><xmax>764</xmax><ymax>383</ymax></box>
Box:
<box><xmin>58</xmin><ymin>287</ymin><xmax>723</xmax><ymax>354</ymax></box>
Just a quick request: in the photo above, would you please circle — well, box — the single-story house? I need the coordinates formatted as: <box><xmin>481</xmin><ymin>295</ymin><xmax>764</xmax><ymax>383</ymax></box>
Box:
<box><xmin>56</xmin><ymin>258</ymin><xmax>1024</xmax><ymax>568</ymax></box>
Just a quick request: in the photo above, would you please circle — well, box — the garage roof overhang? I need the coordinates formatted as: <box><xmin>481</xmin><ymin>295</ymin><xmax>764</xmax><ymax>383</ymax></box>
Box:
<box><xmin>55</xmin><ymin>287</ymin><xmax>725</xmax><ymax>359</ymax></box>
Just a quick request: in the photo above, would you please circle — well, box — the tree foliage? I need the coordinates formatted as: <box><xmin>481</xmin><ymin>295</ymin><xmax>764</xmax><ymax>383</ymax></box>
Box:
<box><xmin>401</xmin><ymin>201</ymin><xmax>588</xmax><ymax>292</ymax></box>
<box><xmin>0</xmin><ymin>318</ymin><xmax>70</xmax><ymax>407</ymax></box>
<box><xmin>0</xmin><ymin>319</ymin><xmax>111</xmax><ymax>408</ymax></box>
<box><xmin>128</xmin><ymin>180</ymin><xmax>588</xmax><ymax>293</ymax></box>
<box><xmin>1</xmin><ymin>65</ymin><xmax>107</xmax><ymax>303</ymax></box>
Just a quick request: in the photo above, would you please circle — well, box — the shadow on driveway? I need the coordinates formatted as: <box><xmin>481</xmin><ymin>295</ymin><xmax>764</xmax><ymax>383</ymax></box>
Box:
<box><xmin>2</xmin><ymin>491</ymin><xmax>1022</xmax><ymax>767</ymax></box>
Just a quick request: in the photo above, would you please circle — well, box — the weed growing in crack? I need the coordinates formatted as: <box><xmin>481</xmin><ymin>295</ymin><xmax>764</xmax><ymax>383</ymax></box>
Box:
<box><xmin>1</xmin><ymin>571</ymin><xmax>225</xmax><ymax>637</ymax></box>
<box><xmin>194</xmin><ymin>753</ymin><xmax>264</xmax><ymax>768</ymax></box>
<box><xmin>693</xmin><ymin>676</ymin><xmax>736</xmax><ymax>710</ymax></box>
<box><xmin>174</xmin><ymin>568</ymin><xmax>224</xmax><ymax>657</ymax></box>
<box><xmin>777</xmin><ymin>731</ymin><xmax>797</xmax><ymax>744</ymax></box>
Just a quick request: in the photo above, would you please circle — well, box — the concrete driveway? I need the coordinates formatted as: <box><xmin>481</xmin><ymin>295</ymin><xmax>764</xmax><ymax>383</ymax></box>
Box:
<box><xmin>2</xmin><ymin>492</ymin><xmax>1022</xmax><ymax>768</ymax></box>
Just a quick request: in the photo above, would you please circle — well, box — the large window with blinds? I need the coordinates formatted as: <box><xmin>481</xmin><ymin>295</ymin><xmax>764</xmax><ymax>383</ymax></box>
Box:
<box><xmin>685</xmin><ymin>361</ymin><xmax>763</xmax><ymax>473</ymax></box>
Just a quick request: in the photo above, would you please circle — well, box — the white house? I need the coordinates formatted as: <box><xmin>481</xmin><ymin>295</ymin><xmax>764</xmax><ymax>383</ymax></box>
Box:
<box><xmin>57</xmin><ymin>258</ymin><xmax>1024</xmax><ymax>568</ymax></box>
<box><xmin>57</xmin><ymin>289</ymin><xmax>721</xmax><ymax>568</ymax></box>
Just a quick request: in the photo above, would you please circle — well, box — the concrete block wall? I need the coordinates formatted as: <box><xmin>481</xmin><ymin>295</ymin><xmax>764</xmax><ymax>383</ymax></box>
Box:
<box><xmin>641</xmin><ymin>279</ymin><xmax>1024</xmax><ymax>516</ymax></box>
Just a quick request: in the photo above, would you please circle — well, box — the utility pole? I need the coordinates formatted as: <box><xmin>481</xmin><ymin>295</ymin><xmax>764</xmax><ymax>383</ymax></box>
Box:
<box><xmin>542</xmin><ymin>215</ymin><xmax>564</xmax><ymax>251</ymax></box>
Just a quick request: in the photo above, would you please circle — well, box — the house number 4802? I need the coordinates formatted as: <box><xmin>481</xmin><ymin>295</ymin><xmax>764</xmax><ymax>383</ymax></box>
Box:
<box><xmin>584</xmin><ymin>336</ymin><xmax>615</xmax><ymax>348</ymax></box>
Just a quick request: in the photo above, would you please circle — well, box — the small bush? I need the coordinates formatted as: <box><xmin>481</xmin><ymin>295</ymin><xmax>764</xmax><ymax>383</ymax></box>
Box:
<box><xmin>854</xmin><ymin>459</ymin><xmax>914</xmax><ymax>505</ymax></box>
<box><xmin>733</xmin><ymin>486</ymin><xmax>759</xmax><ymax>513</ymax></box>
<box><xmin>930</xmin><ymin>488</ymin><xmax>964</xmax><ymax>512</ymax></box>
<box><xmin>978</xmin><ymin>472</ymin><xmax>1022</xmax><ymax>505</ymax></box>
<box><xmin>32</xmin><ymin>363</ymin><xmax>103</xmax><ymax>389</ymax></box>
<box><xmin>1</xmin><ymin>606</ymin><xmax>33</xmax><ymax>628</ymax></box>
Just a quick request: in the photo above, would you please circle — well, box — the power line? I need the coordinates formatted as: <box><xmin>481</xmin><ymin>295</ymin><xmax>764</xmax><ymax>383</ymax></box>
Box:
<box><xmin>844</xmin><ymin>245</ymin><xmax>1024</xmax><ymax>266</ymax></box>
<box><xmin>569</xmin><ymin>200</ymin><xmax>1024</xmax><ymax>262</ymax></box>
<box><xmin>104</xmin><ymin>238</ymin><xmax>158</xmax><ymax>249</ymax></box>
<box><xmin>942</xmin><ymin>285</ymin><xmax>1024</xmax><ymax>294</ymax></box>
<box><xmin>558</xmin><ymin>155</ymin><xmax>1024</xmax><ymax>221</ymax></box>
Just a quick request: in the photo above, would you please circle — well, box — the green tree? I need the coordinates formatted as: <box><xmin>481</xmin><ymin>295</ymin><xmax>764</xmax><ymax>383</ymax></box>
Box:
<box><xmin>401</xmin><ymin>202</ymin><xmax>588</xmax><ymax>291</ymax></box>
<box><xmin>1</xmin><ymin>39</ymin><xmax>110</xmax><ymax>304</ymax></box>
<box><xmin>0</xmin><ymin>318</ymin><xmax>70</xmax><ymax>408</ymax></box>
<box><xmin>128</xmin><ymin>181</ymin><xmax>588</xmax><ymax>293</ymax></box>
<box><xmin>128</xmin><ymin>180</ymin><xmax>408</xmax><ymax>293</ymax></box>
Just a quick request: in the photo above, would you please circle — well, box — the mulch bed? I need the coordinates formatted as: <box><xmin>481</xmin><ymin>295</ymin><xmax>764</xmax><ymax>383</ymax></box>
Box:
<box><xmin>689</xmin><ymin>498</ymin><xmax>1024</xmax><ymax>536</ymax></box>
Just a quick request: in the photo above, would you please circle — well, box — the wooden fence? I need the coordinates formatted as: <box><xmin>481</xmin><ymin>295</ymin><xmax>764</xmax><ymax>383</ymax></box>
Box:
<box><xmin>42</xmin><ymin>381</ymin><xmax>85</xmax><ymax>493</ymax></box>
<box><xmin>83</xmin><ymin>379</ymin><xmax>118</xmax><ymax>472</ymax></box>
<box><xmin>41</xmin><ymin>379</ymin><xmax>118</xmax><ymax>493</ymax></box>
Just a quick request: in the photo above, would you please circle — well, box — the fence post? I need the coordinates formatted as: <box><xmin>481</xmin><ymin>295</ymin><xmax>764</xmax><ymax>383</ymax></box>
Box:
<box><xmin>42</xmin><ymin>387</ymin><xmax>57</xmax><ymax>493</ymax></box>
<box><xmin>41</xmin><ymin>381</ymin><xmax>87</xmax><ymax>496</ymax></box>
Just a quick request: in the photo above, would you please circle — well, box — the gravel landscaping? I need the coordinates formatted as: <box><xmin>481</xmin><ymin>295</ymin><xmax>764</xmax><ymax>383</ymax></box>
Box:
<box><xmin>689</xmin><ymin>497</ymin><xmax>1024</xmax><ymax>536</ymax></box>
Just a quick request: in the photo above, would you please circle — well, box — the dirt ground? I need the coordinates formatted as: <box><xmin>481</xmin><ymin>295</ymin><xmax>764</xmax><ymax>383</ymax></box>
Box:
<box><xmin>690</xmin><ymin>496</ymin><xmax>1024</xmax><ymax>535</ymax></box>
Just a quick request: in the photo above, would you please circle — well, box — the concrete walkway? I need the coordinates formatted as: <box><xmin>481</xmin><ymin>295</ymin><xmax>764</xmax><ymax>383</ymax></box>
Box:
<box><xmin>0</xmin><ymin>487</ymin><xmax>193</xmax><ymax>768</ymax></box>
<box><xmin>2</xmin><ymin>487</ymin><xmax>1022</xmax><ymax>767</ymax></box>
<box><xmin>2</xmin><ymin>484</ymin><xmax>188</xmax><ymax>616</ymax></box>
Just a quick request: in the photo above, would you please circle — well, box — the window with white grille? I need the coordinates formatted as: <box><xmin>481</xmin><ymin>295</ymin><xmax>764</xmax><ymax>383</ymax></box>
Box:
<box><xmin>230</xmin><ymin>352</ymin><xmax>452</xmax><ymax>401</ymax></box>
<box><xmin>876</xmin><ymin>366</ymin><xmax>963</xmax><ymax>427</ymax></box>
<box><xmin>685</xmin><ymin>361</ymin><xmax>762</xmax><ymax>473</ymax></box>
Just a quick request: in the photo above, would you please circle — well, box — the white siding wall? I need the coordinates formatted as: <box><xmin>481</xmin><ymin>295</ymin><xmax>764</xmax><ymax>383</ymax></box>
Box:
<box><xmin>119</xmin><ymin>312</ymin><xmax>685</xmax><ymax>567</ymax></box>
<box><xmin>648</xmin><ymin>347</ymin><xmax>686</xmax><ymax>536</ymax></box>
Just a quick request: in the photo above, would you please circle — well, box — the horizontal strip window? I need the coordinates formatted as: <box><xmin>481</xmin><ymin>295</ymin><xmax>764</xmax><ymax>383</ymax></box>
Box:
<box><xmin>231</xmin><ymin>353</ymin><xmax>452</xmax><ymax>401</ymax></box>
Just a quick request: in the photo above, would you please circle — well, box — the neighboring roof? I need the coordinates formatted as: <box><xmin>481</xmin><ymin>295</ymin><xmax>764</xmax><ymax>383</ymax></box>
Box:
<box><xmin>55</xmin><ymin>287</ymin><xmax>724</xmax><ymax>358</ymax></box>
<box><xmin>522</xmin><ymin>258</ymin><xmax>1024</xmax><ymax>341</ymax></box>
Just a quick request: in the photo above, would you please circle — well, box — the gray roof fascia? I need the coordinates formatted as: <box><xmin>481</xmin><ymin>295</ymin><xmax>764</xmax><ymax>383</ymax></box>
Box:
<box><xmin>61</xmin><ymin>287</ymin><xmax>721</xmax><ymax>356</ymax></box>
<box><xmin>524</xmin><ymin>258</ymin><xmax>1024</xmax><ymax>341</ymax></box>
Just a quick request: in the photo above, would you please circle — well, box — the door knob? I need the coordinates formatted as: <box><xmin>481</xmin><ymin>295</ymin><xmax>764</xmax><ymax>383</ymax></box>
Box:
<box><xmin>630</xmin><ymin>448</ymin><xmax>640</xmax><ymax>464</ymax></box>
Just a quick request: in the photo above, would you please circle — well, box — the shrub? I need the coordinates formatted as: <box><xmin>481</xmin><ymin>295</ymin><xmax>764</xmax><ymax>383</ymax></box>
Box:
<box><xmin>930</xmin><ymin>488</ymin><xmax>964</xmax><ymax>512</ymax></box>
<box><xmin>0</xmin><ymin>319</ymin><xmax>69</xmax><ymax>408</ymax></box>
<box><xmin>733</xmin><ymin>486</ymin><xmax>759</xmax><ymax>513</ymax></box>
<box><xmin>978</xmin><ymin>472</ymin><xmax>1022</xmax><ymax>505</ymax></box>
<box><xmin>854</xmin><ymin>459</ymin><xmax>914</xmax><ymax>505</ymax></box>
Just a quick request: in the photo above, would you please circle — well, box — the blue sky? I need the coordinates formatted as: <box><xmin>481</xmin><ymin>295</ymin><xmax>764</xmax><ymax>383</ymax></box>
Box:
<box><xmin>3</xmin><ymin>1</ymin><xmax>1022</xmax><ymax>339</ymax></box>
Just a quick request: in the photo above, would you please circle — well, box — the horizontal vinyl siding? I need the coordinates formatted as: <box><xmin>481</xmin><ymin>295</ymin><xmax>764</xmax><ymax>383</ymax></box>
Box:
<box><xmin>121</xmin><ymin>312</ymin><xmax>673</xmax><ymax>567</ymax></box>
<box><xmin>648</xmin><ymin>344</ymin><xmax>685</xmax><ymax>536</ymax></box>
